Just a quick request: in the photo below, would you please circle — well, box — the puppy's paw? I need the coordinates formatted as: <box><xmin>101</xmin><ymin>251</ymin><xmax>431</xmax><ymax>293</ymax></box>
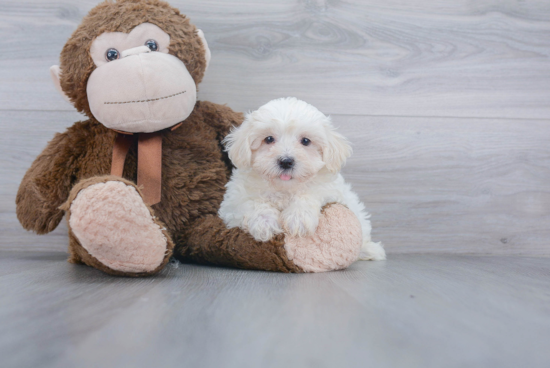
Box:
<box><xmin>359</xmin><ymin>241</ymin><xmax>386</xmax><ymax>261</ymax></box>
<box><xmin>246</xmin><ymin>213</ymin><xmax>283</xmax><ymax>242</ymax></box>
<box><xmin>281</xmin><ymin>207</ymin><xmax>319</xmax><ymax>238</ymax></box>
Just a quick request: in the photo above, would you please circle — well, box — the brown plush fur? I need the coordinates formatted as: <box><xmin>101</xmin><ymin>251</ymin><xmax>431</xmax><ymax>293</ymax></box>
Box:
<box><xmin>59</xmin><ymin>0</ymin><xmax>208</xmax><ymax>118</ymax></box>
<box><xmin>16</xmin><ymin>119</ymin><xmax>115</xmax><ymax>234</ymax></box>
<box><xmin>182</xmin><ymin>216</ymin><xmax>302</xmax><ymax>273</ymax></box>
<box><xmin>16</xmin><ymin>0</ymin><xmax>307</xmax><ymax>276</ymax></box>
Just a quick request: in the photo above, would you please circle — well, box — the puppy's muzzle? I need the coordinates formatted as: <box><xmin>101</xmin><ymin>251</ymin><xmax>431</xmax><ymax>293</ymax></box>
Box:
<box><xmin>278</xmin><ymin>157</ymin><xmax>295</xmax><ymax>170</ymax></box>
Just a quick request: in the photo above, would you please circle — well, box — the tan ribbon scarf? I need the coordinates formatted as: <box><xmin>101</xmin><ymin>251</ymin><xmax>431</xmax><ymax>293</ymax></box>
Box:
<box><xmin>110</xmin><ymin>123</ymin><xmax>182</xmax><ymax>206</ymax></box>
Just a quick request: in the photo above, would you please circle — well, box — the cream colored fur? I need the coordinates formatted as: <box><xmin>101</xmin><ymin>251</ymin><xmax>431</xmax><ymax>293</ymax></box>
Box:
<box><xmin>219</xmin><ymin>97</ymin><xmax>386</xmax><ymax>261</ymax></box>
<box><xmin>50</xmin><ymin>23</ymin><xmax>211</xmax><ymax>134</ymax></box>
<box><xmin>86</xmin><ymin>49</ymin><xmax>196</xmax><ymax>133</ymax></box>
<box><xmin>86</xmin><ymin>23</ymin><xmax>196</xmax><ymax>133</ymax></box>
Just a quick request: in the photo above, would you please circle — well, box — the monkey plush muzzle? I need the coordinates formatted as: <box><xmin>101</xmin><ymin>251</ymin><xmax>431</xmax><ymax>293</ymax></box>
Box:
<box><xmin>87</xmin><ymin>49</ymin><xmax>197</xmax><ymax>134</ymax></box>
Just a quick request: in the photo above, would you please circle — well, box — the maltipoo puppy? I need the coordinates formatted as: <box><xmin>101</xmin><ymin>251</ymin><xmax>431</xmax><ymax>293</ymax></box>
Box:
<box><xmin>219</xmin><ymin>97</ymin><xmax>386</xmax><ymax>261</ymax></box>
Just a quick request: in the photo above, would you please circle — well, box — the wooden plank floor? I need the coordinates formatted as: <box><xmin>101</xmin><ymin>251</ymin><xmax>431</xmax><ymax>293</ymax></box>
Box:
<box><xmin>1</xmin><ymin>251</ymin><xmax>549</xmax><ymax>368</ymax></box>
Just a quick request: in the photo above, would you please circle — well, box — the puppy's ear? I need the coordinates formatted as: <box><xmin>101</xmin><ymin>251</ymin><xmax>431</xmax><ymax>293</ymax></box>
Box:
<box><xmin>323</xmin><ymin>126</ymin><xmax>352</xmax><ymax>173</ymax></box>
<box><xmin>223</xmin><ymin>121</ymin><xmax>254</xmax><ymax>169</ymax></box>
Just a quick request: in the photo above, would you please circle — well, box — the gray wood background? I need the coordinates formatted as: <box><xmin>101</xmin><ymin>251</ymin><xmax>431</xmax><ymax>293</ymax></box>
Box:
<box><xmin>1</xmin><ymin>0</ymin><xmax>549</xmax><ymax>255</ymax></box>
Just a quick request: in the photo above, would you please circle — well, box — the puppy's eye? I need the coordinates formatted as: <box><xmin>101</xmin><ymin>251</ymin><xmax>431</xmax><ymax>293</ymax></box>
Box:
<box><xmin>301</xmin><ymin>137</ymin><xmax>311</xmax><ymax>146</ymax></box>
<box><xmin>265</xmin><ymin>136</ymin><xmax>275</xmax><ymax>144</ymax></box>
<box><xmin>145</xmin><ymin>39</ymin><xmax>158</xmax><ymax>52</ymax></box>
<box><xmin>105</xmin><ymin>48</ymin><xmax>120</xmax><ymax>61</ymax></box>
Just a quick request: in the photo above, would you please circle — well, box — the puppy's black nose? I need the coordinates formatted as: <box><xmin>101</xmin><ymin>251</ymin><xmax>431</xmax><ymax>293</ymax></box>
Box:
<box><xmin>278</xmin><ymin>157</ymin><xmax>295</xmax><ymax>170</ymax></box>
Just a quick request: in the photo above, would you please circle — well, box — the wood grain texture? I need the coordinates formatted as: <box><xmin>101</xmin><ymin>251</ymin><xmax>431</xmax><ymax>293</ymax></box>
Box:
<box><xmin>1</xmin><ymin>0</ymin><xmax>549</xmax><ymax>255</ymax></box>
<box><xmin>335</xmin><ymin>114</ymin><xmax>550</xmax><ymax>255</ymax></box>
<box><xmin>1</xmin><ymin>252</ymin><xmax>549</xmax><ymax>368</ymax></box>
<box><xmin>0</xmin><ymin>0</ymin><xmax>549</xmax><ymax>118</ymax></box>
<box><xmin>2</xmin><ymin>110</ymin><xmax>549</xmax><ymax>255</ymax></box>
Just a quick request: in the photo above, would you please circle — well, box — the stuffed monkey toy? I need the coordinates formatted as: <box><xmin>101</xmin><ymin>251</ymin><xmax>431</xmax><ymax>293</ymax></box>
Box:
<box><xmin>16</xmin><ymin>0</ymin><xmax>363</xmax><ymax>276</ymax></box>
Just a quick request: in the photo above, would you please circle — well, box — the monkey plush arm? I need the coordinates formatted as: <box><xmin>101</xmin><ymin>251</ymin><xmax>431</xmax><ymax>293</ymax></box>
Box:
<box><xmin>179</xmin><ymin>203</ymin><xmax>363</xmax><ymax>273</ymax></box>
<box><xmin>16</xmin><ymin>130</ymin><xmax>82</xmax><ymax>234</ymax></box>
<box><xmin>181</xmin><ymin>215</ymin><xmax>303</xmax><ymax>273</ymax></box>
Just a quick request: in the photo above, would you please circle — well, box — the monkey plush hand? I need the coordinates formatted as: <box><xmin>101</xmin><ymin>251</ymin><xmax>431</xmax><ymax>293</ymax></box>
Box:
<box><xmin>16</xmin><ymin>0</ymin><xmax>362</xmax><ymax>276</ymax></box>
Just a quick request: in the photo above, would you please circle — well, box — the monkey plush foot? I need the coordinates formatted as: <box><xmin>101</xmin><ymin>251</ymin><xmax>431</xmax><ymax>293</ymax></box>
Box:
<box><xmin>283</xmin><ymin>204</ymin><xmax>362</xmax><ymax>272</ymax></box>
<box><xmin>63</xmin><ymin>176</ymin><xmax>173</xmax><ymax>276</ymax></box>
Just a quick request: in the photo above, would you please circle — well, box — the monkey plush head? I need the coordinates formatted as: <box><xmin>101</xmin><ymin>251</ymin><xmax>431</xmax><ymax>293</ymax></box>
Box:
<box><xmin>50</xmin><ymin>0</ymin><xmax>211</xmax><ymax>133</ymax></box>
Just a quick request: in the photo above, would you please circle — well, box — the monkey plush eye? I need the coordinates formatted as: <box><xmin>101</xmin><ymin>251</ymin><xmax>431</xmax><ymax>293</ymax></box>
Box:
<box><xmin>105</xmin><ymin>48</ymin><xmax>120</xmax><ymax>61</ymax></box>
<box><xmin>301</xmin><ymin>137</ymin><xmax>311</xmax><ymax>146</ymax></box>
<box><xmin>145</xmin><ymin>39</ymin><xmax>158</xmax><ymax>51</ymax></box>
<box><xmin>265</xmin><ymin>136</ymin><xmax>275</xmax><ymax>144</ymax></box>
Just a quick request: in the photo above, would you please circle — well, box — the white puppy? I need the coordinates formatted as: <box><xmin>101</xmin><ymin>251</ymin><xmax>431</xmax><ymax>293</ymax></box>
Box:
<box><xmin>219</xmin><ymin>97</ymin><xmax>386</xmax><ymax>261</ymax></box>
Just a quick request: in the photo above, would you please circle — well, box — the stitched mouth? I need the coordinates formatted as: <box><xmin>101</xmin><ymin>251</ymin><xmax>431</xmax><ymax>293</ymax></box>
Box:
<box><xmin>104</xmin><ymin>90</ymin><xmax>186</xmax><ymax>105</ymax></box>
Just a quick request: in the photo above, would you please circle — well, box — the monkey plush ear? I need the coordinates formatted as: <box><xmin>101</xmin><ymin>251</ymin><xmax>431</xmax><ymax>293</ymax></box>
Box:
<box><xmin>196</xmin><ymin>29</ymin><xmax>211</xmax><ymax>71</ymax></box>
<box><xmin>49</xmin><ymin>65</ymin><xmax>72</xmax><ymax>103</ymax></box>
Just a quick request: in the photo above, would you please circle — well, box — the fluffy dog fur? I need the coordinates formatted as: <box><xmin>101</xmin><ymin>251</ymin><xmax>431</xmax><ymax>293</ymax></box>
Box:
<box><xmin>219</xmin><ymin>97</ymin><xmax>386</xmax><ymax>261</ymax></box>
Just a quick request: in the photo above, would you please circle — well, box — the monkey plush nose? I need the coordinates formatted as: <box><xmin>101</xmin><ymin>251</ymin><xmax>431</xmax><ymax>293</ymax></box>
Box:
<box><xmin>121</xmin><ymin>46</ymin><xmax>151</xmax><ymax>58</ymax></box>
<box><xmin>278</xmin><ymin>157</ymin><xmax>295</xmax><ymax>170</ymax></box>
